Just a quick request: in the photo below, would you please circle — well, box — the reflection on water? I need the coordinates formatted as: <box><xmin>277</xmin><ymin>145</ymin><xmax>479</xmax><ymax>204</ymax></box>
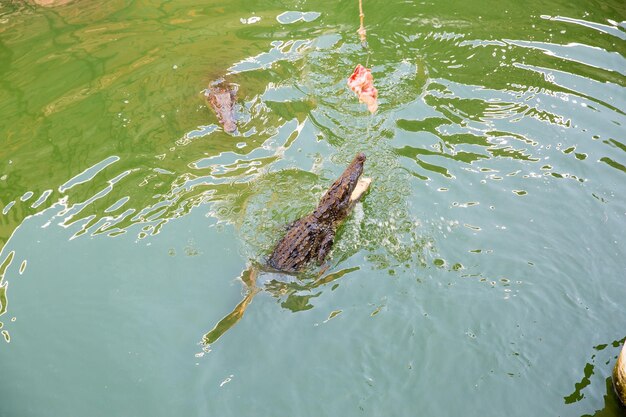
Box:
<box><xmin>565</xmin><ymin>337</ymin><xmax>626</xmax><ymax>415</ymax></box>
<box><xmin>0</xmin><ymin>0</ymin><xmax>625</xmax><ymax>416</ymax></box>
<box><xmin>201</xmin><ymin>264</ymin><xmax>360</xmax><ymax>347</ymax></box>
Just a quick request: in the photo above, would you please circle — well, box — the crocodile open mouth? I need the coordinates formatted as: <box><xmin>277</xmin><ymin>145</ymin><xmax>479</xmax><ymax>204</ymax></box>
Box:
<box><xmin>349</xmin><ymin>177</ymin><xmax>372</xmax><ymax>203</ymax></box>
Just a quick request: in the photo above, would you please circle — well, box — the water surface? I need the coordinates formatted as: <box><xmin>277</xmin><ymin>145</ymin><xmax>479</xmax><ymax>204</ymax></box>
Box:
<box><xmin>1</xmin><ymin>0</ymin><xmax>625</xmax><ymax>415</ymax></box>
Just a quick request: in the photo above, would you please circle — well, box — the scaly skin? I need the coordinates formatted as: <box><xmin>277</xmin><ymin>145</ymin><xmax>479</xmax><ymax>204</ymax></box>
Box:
<box><xmin>267</xmin><ymin>152</ymin><xmax>369</xmax><ymax>272</ymax></box>
<box><xmin>205</xmin><ymin>81</ymin><xmax>237</xmax><ymax>133</ymax></box>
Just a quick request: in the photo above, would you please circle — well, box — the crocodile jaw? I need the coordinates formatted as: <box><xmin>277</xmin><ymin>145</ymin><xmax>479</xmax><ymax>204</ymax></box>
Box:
<box><xmin>349</xmin><ymin>177</ymin><xmax>372</xmax><ymax>203</ymax></box>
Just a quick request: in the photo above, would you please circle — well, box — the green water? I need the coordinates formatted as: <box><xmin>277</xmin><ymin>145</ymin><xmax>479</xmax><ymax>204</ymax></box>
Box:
<box><xmin>1</xmin><ymin>0</ymin><xmax>625</xmax><ymax>415</ymax></box>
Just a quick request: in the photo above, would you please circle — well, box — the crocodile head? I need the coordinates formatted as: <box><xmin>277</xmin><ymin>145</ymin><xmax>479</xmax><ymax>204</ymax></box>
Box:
<box><xmin>205</xmin><ymin>82</ymin><xmax>238</xmax><ymax>133</ymax></box>
<box><xmin>313</xmin><ymin>152</ymin><xmax>368</xmax><ymax>224</ymax></box>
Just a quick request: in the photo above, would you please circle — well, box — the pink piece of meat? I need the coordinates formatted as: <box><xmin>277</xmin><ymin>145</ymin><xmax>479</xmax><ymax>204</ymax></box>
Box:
<box><xmin>347</xmin><ymin>64</ymin><xmax>378</xmax><ymax>114</ymax></box>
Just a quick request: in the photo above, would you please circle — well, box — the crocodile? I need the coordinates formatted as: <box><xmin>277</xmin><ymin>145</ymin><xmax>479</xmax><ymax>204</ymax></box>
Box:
<box><xmin>268</xmin><ymin>152</ymin><xmax>371</xmax><ymax>272</ymax></box>
<box><xmin>205</xmin><ymin>79</ymin><xmax>238</xmax><ymax>133</ymax></box>
<box><xmin>202</xmin><ymin>153</ymin><xmax>371</xmax><ymax>346</ymax></box>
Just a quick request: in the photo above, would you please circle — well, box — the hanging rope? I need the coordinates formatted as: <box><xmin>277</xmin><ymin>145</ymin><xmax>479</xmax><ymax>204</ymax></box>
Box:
<box><xmin>357</xmin><ymin>0</ymin><xmax>367</xmax><ymax>48</ymax></box>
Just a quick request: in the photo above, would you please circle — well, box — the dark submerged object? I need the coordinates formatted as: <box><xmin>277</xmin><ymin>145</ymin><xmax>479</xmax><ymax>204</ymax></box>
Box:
<box><xmin>267</xmin><ymin>152</ymin><xmax>371</xmax><ymax>272</ymax></box>
<box><xmin>205</xmin><ymin>79</ymin><xmax>238</xmax><ymax>133</ymax></box>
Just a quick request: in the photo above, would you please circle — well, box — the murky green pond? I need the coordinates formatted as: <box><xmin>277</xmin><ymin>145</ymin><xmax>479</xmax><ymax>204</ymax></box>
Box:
<box><xmin>1</xmin><ymin>0</ymin><xmax>625</xmax><ymax>415</ymax></box>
